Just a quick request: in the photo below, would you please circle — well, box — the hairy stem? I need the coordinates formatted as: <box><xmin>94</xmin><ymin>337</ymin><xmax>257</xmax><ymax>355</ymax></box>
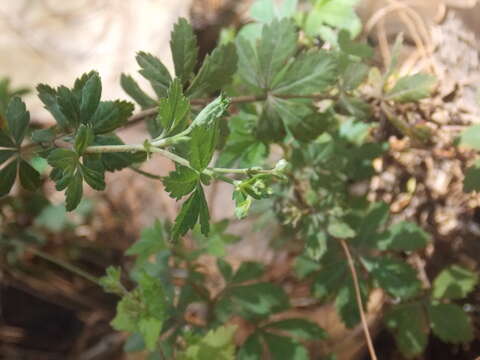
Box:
<box><xmin>28</xmin><ymin>247</ymin><xmax>100</xmax><ymax>285</ymax></box>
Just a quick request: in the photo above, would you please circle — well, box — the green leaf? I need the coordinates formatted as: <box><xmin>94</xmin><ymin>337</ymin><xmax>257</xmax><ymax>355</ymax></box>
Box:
<box><xmin>80</xmin><ymin>163</ymin><xmax>105</xmax><ymax>191</ymax></box>
<box><xmin>99</xmin><ymin>266</ymin><xmax>124</xmax><ymax>295</ymax></box>
<box><xmin>111</xmin><ymin>292</ymin><xmax>140</xmax><ymax>333</ymax></box>
<box><xmin>432</xmin><ymin>265</ymin><xmax>478</xmax><ymax>300</ymax></box>
<box><xmin>385</xmin><ymin>74</ymin><xmax>436</xmax><ymax>103</ymax></box>
<box><xmin>126</xmin><ymin>220</ymin><xmax>167</xmax><ymax>262</ymax></box>
<box><xmin>256</xmin><ymin>100</ymin><xmax>286</xmax><ymax>142</ymax></box>
<box><xmin>459</xmin><ymin>124</ymin><xmax>480</xmax><ymax>150</ymax></box>
<box><xmin>217</xmin><ymin>258</ymin><xmax>233</xmax><ymax>282</ymax></box>
<box><xmin>36</xmin><ymin>84</ymin><xmax>70</xmax><ymax>129</ymax></box>
<box><xmin>197</xmin><ymin>185</ymin><xmax>210</xmax><ymax>236</ymax></box>
<box><xmin>385</xmin><ymin>303</ymin><xmax>428</xmax><ymax>358</ymax></box>
<box><xmin>79</xmin><ymin>72</ymin><xmax>102</xmax><ymax>123</ymax></box>
<box><xmin>265</xmin><ymin>318</ymin><xmax>326</xmax><ymax>341</ymax></box>
<box><xmin>57</xmin><ymin>86</ymin><xmax>80</xmax><ymax>128</ymax></box>
<box><xmin>373</xmin><ymin>221</ymin><xmax>430</xmax><ymax>251</ymax></box>
<box><xmin>172</xmin><ymin>186</ymin><xmax>206</xmax><ymax>240</ymax></box>
<box><xmin>257</xmin><ymin>19</ymin><xmax>297</xmax><ymax>89</ymax></box>
<box><xmin>236</xmin><ymin>36</ymin><xmax>261</xmax><ymax>89</ymax></box>
<box><xmin>229</xmin><ymin>282</ymin><xmax>289</xmax><ymax>317</ymax></box>
<box><xmin>327</xmin><ymin>218</ymin><xmax>356</xmax><ymax>238</ymax></box>
<box><xmin>338</xmin><ymin>30</ymin><xmax>374</xmax><ymax>59</ymax></box>
<box><xmin>178</xmin><ymin>325</ymin><xmax>236</xmax><ymax>360</ymax></box>
<box><xmin>138</xmin><ymin>317</ymin><xmax>162</xmax><ymax>351</ymax></box>
<box><xmin>237</xmin><ymin>332</ymin><xmax>262</xmax><ymax>360</ymax></box>
<box><xmin>187</xmin><ymin>43</ymin><xmax>238</xmax><ymax>97</ymax></box>
<box><xmin>19</xmin><ymin>160</ymin><xmax>41</xmax><ymax>191</ymax></box>
<box><xmin>74</xmin><ymin>124</ymin><xmax>94</xmax><ymax>155</ymax></box>
<box><xmin>0</xmin><ymin>129</ymin><xmax>14</xmax><ymax>148</ymax></box>
<box><xmin>170</xmin><ymin>18</ymin><xmax>198</xmax><ymax>84</ymax></box>
<box><xmin>0</xmin><ymin>150</ymin><xmax>15</xmax><ymax>165</ymax></box>
<box><xmin>90</xmin><ymin>100</ymin><xmax>133</xmax><ymax>134</ymax></box>
<box><xmin>250</xmin><ymin>0</ymin><xmax>298</xmax><ymax>22</ymax></box>
<box><xmin>157</xmin><ymin>78</ymin><xmax>190</xmax><ymax>135</ymax></box>
<box><xmin>304</xmin><ymin>0</ymin><xmax>361</xmax><ymax>39</ymax></box>
<box><xmin>271</xmin><ymin>98</ymin><xmax>332</xmax><ymax>142</ymax></box>
<box><xmin>273</xmin><ymin>50</ymin><xmax>337</xmax><ymax>94</ymax></box>
<box><xmin>136</xmin><ymin>52</ymin><xmax>172</xmax><ymax>98</ymax></box>
<box><xmin>463</xmin><ymin>164</ymin><xmax>480</xmax><ymax>192</ymax></box>
<box><xmin>6</xmin><ymin>97</ymin><xmax>29</xmax><ymax>146</ymax></box>
<box><xmin>0</xmin><ymin>160</ymin><xmax>18</xmax><ymax>197</ymax></box>
<box><xmin>120</xmin><ymin>74</ymin><xmax>156</xmax><ymax>109</ymax></box>
<box><xmin>47</xmin><ymin>149</ymin><xmax>78</xmax><ymax>171</ymax></box>
<box><xmin>65</xmin><ymin>171</ymin><xmax>83</xmax><ymax>211</ymax></box>
<box><xmin>356</xmin><ymin>202</ymin><xmax>390</xmax><ymax>244</ymax></box>
<box><xmin>263</xmin><ymin>333</ymin><xmax>309</xmax><ymax>360</ymax></box>
<box><xmin>335</xmin><ymin>280</ymin><xmax>368</xmax><ymax>328</ymax></box>
<box><xmin>164</xmin><ymin>166</ymin><xmax>199</xmax><ymax>199</ymax></box>
<box><xmin>32</xmin><ymin>128</ymin><xmax>56</xmax><ymax>143</ymax></box>
<box><xmin>342</xmin><ymin>62</ymin><xmax>370</xmax><ymax>91</ymax></box>
<box><xmin>217</xmin><ymin>112</ymin><xmax>267</xmax><ymax>168</ymax></box>
<box><xmin>362</xmin><ymin>256</ymin><xmax>421</xmax><ymax>299</ymax></box>
<box><xmin>232</xmin><ymin>262</ymin><xmax>265</xmax><ymax>283</ymax></box>
<box><xmin>428</xmin><ymin>302</ymin><xmax>473</xmax><ymax>344</ymax></box>
<box><xmin>190</xmin><ymin>122</ymin><xmax>218</xmax><ymax>171</ymax></box>
<box><xmin>313</xmin><ymin>259</ymin><xmax>348</xmax><ymax>299</ymax></box>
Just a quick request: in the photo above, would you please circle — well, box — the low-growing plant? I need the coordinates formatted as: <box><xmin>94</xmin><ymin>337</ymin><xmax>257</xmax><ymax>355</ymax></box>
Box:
<box><xmin>1</xmin><ymin>0</ymin><xmax>478</xmax><ymax>359</ymax></box>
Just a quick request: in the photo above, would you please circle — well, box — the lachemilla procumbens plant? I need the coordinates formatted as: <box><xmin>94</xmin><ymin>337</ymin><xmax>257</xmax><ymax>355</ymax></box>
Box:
<box><xmin>0</xmin><ymin>0</ymin><xmax>477</xmax><ymax>358</ymax></box>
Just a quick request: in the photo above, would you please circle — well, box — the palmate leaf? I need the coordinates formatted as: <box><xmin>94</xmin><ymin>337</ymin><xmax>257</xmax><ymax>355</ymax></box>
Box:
<box><xmin>272</xmin><ymin>98</ymin><xmax>332</xmax><ymax>142</ymax></box>
<box><xmin>187</xmin><ymin>43</ymin><xmax>238</xmax><ymax>97</ymax></box>
<box><xmin>361</xmin><ymin>256</ymin><xmax>421</xmax><ymax>299</ymax></box>
<box><xmin>428</xmin><ymin>302</ymin><xmax>473</xmax><ymax>344</ymax></box>
<box><xmin>432</xmin><ymin>265</ymin><xmax>478</xmax><ymax>300</ymax></box>
<box><xmin>164</xmin><ymin>166</ymin><xmax>199</xmax><ymax>200</ymax></box>
<box><xmin>38</xmin><ymin>85</ymin><xmax>70</xmax><ymax>128</ymax></box>
<box><xmin>74</xmin><ymin>124</ymin><xmax>94</xmax><ymax>155</ymax></box>
<box><xmin>385</xmin><ymin>303</ymin><xmax>428</xmax><ymax>358</ymax></box>
<box><xmin>236</xmin><ymin>18</ymin><xmax>297</xmax><ymax>90</ymax></box>
<box><xmin>170</xmin><ymin>18</ymin><xmax>198</xmax><ymax>84</ymax></box>
<box><xmin>272</xmin><ymin>50</ymin><xmax>337</xmax><ymax>95</ymax></box>
<box><xmin>136</xmin><ymin>52</ymin><xmax>172</xmax><ymax>98</ymax></box>
<box><xmin>257</xmin><ymin>18</ymin><xmax>297</xmax><ymax>89</ymax></box>
<box><xmin>371</xmin><ymin>221</ymin><xmax>430</xmax><ymax>251</ymax></box>
<box><xmin>172</xmin><ymin>185</ymin><xmax>210</xmax><ymax>241</ymax></box>
<box><xmin>228</xmin><ymin>282</ymin><xmax>289</xmax><ymax>318</ymax></box>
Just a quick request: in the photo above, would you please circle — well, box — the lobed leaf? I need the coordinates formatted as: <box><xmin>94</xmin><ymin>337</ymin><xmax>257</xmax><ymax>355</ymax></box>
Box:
<box><xmin>170</xmin><ymin>18</ymin><xmax>198</xmax><ymax>84</ymax></box>
<box><xmin>120</xmin><ymin>74</ymin><xmax>156</xmax><ymax>109</ymax></box>
<box><xmin>136</xmin><ymin>52</ymin><xmax>172</xmax><ymax>98</ymax></box>
<box><xmin>6</xmin><ymin>97</ymin><xmax>29</xmax><ymax>146</ymax></box>
<box><xmin>432</xmin><ymin>265</ymin><xmax>478</xmax><ymax>300</ymax></box>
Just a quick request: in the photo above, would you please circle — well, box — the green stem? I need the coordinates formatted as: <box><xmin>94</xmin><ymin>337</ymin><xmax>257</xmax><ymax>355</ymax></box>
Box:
<box><xmin>28</xmin><ymin>247</ymin><xmax>100</xmax><ymax>285</ymax></box>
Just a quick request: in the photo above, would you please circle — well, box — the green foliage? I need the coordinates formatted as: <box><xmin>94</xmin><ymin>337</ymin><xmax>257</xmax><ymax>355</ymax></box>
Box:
<box><xmin>2</xmin><ymin>1</ymin><xmax>474</xmax><ymax>358</ymax></box>
<box><xmin>178</xmin><ymin>326</ymin><xmax>236</xmax><ymax>360</ymax></box>
<box><xmin>432</xmin><ymin>265</ymin><xmax>478</xmax><ymax>300</ymax></box>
